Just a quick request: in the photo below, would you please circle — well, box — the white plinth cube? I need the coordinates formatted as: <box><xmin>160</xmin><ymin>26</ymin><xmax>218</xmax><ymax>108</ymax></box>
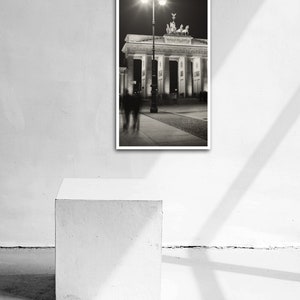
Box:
<box><xmin>56</xmin><ymin>199</ymin><xmax>162</xmax><ymax>300</ymax></box>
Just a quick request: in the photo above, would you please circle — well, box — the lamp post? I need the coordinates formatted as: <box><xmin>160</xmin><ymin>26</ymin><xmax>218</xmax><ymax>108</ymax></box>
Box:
<box><xmin>142</xmin><ymin>0</ymin><xmax>166</xmax><ymax>113</ymax></box>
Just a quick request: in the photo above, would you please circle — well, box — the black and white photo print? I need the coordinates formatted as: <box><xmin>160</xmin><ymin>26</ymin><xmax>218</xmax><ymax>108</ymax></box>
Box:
<box><xmin>116</xmin><ymin>0</ymin><xmax>210</xmax><ymax>149</ymax></box>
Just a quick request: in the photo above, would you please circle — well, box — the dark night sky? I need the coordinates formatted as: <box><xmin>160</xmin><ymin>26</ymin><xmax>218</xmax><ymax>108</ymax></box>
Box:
<box><xmin>119</xmin><ymin>0</ymin><xmax>208</xmax><ymax>65</ymax></box>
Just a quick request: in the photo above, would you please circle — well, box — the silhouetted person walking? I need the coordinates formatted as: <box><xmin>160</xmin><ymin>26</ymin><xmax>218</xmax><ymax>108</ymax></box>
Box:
<box><xmin>132</xmin><ymin>91</ymin><xmax>141</xmax><ymax>131</ymax></box>
<box><xmin>123</xmin><ymin>89</ymin><xmax>131</xmax><ymax>131</ymax></box>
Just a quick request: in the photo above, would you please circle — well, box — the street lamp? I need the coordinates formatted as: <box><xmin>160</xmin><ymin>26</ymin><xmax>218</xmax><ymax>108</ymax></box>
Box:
<box><xmin>141</xmin><ymin>0</ymin><xmax>166</xmax><ymax>113</ymax></box>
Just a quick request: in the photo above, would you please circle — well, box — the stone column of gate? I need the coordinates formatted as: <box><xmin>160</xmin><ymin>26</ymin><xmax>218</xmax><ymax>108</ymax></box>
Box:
<box><xmin>119</xmin><ymin>71</ymin><xmax>124</xmax><ymax>96</ymax></box>
<box><xmin>186</xmin><ymin>57</ymin><xmax>193</xmax><ymax>97</ymax></box>
<box><xmin>193</xmin><ymin>57</ymin><xmax>201</xmax><ymax>96</ymax></box>
<box><xmin>127</xmin><ymin>55</ymin><xmax>134</xmax><ymax>95</ymax></box>
<box><xmin>178</xmin><ymin>56</ymin><xmax>186</xmax><ymax>97</ymax></box>
<box><xmin>157</xmin><ymin>56</ymin><xmax>163</xmax><ymax>97</ymax></box>
<box><xmin>145</xmin><ymin>55</ymin><xmax>152</xmax><ymax>98</ymax></box>
<box><xmin>201</xmin><ymin>58</ymin><xmax>208</xmax><ymax>91</ymax></box>
<box><xmin>163</xmin><ymin>56</ymin><xmax>170</xmax><ymax>97</ymax></box>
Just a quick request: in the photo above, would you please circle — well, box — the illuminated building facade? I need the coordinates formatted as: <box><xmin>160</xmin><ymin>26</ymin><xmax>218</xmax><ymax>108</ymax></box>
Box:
<box><xmin>120</xmin><ymin>33</ymin><xmax>207</xmax><ymax>98</ymax></box>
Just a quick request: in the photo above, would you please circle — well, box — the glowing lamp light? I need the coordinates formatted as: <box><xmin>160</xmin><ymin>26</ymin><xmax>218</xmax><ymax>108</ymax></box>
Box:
<box><xmin>141</xmin><ymin>0</ymin><xmax>167</xmax><ymax>4</ymax></box>
<box><xmin>158</xmin><ymin>0</ymin><xmax>167</xmax><ymax>5</ymax></box>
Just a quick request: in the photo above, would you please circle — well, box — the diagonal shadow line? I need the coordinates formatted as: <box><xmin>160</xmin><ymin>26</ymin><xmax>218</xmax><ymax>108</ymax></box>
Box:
<box><xmin>192</xmin><ymin>252</ymin><xmax>226</xmax><ymax>300</ymax></box>
<box><xmin>188</xmin><ymin>83</ymin><xmax>300</xmax><ymax>298</ymax></box>
<box><xmin>187</xmin><ymin>86</ymin><xmax>300</xmax><ymax>299</ymax></box>
<box><xmin>163</xmin><ymin>255</ymin><xmax>300</xmax><ymax>282</ymax></box>
<box><xmin>213</xmin><ymin>261</ymin><xmax>300</xmax><ymax>282</ymax></box>
<box><xmin>196</xmin><ymin>86</ymin><xmax>300</xmax><ymax>244</ymax></box>
<box><xmin>187</xmin><ymin>2</ymin><xmax>267</xmax><ymax>296</ymax></box>
<box><xmin>163</xmin><ymin>251</ymin><xmax>226</xmax><ymax>299</ymax></box>
<box><xmin>212</xmin><ymin>0</ymin><xmax>265</xmax><ymax>74</ymax></box>
<box><xmin>187</xmin><ymin>2</ymin><xmax>268</xmax><ymax>296</ymax></box>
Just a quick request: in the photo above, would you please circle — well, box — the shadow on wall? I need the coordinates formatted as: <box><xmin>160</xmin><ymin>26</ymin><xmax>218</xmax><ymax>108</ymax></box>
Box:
<box><xmin>186</xmin><ymin>1</ymin><xmax>300</xmax><ymax>298</ymax></box>
<box><xmin>184</xmin><ymin>83</ymin><xmax>300</xmax><ymax>299</ymax></box>
<box><xmin>195</xmin><ymin>85</ymin><xmax>300</xmax><ymax>244</ymax></box>
<box><xmin>161</xmin><ymin>73</ymin><xmax>300</xmax><ymax>299</ymax></box>
<box><xmin>212</xmin><ymin>0</ymin><xmax>264</xmax><ymax>75</ymax></box>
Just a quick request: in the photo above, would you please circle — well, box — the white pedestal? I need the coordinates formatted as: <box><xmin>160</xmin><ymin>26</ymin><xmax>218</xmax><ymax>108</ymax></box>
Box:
<box><xmin>56</xmin><ymin>183</ymin><xmax>162</xmax><ymax>300</ymax></box>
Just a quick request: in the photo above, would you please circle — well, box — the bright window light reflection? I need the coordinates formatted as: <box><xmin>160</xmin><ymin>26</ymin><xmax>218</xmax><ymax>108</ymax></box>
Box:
<box><xmin>141</xmin><ymin>0</ymin><xmax>149</xmax><ymax>3</ymax></box>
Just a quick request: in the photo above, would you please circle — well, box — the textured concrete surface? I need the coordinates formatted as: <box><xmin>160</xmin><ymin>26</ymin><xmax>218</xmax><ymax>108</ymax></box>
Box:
<box><xmin>56</xmin><ymin>200</ymin><xmax>162</xmax><ymax>300</ymax></box>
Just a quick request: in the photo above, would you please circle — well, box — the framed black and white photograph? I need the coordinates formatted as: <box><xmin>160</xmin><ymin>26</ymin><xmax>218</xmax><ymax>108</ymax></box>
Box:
<box><xmin>116</xmin><ymin>0</ymin><xmax>210</xmax><ymax>150</ymax></box>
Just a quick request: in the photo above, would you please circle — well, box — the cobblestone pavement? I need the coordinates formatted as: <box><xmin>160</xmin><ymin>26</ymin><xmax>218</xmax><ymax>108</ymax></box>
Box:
<box><xmin>143</xmin><ymin>111</ymin><xmax>207</xmax><ymax>141</ymax></box>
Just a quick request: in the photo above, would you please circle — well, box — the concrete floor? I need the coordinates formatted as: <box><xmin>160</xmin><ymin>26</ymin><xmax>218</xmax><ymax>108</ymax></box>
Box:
<box><xmin>162</xmin><ymin>247</ymin><xmax>300</xmax><ymax>300</ymax></box>
<box><xmin>1</xmin><ymin>247</ymin><xmax>300</xmax><ymax>299</ymax></box>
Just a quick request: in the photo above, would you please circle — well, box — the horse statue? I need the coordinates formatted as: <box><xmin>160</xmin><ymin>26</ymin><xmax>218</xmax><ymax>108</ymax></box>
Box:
<box><xmin>169</xmin><ymin>21</ymin><xmax>176</xmax><ymax>33</ymax></box>
<box><xmin>182</xmin><ymin>25</ymin><xmax>189</xmax><ymax>35</ymax></box>
<box><xmin>176</xmin><ymin>24</ymin><xmax>183</xmax><ymax>34</ymax></box>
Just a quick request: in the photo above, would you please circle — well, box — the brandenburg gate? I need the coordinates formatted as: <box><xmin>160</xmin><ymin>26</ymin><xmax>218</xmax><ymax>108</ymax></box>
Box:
<box><xmin>120</xmin><ymin>15</ymin><xmax>208</xmax><ymax>99</ymax></box>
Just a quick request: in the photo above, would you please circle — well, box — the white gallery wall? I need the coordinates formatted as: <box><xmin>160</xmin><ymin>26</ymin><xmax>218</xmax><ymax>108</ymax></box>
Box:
<box><xmin>0</xmin><ymin>0</ymin><xmax>300</xmax><ymax>247</ymax></box>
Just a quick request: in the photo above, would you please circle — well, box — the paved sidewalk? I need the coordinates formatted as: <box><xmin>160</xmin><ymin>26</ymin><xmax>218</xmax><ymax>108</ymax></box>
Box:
<box><xmin>119</xmin><ymin>112</ymin><xmax>207</xmax><ymax>147</ymax></box>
